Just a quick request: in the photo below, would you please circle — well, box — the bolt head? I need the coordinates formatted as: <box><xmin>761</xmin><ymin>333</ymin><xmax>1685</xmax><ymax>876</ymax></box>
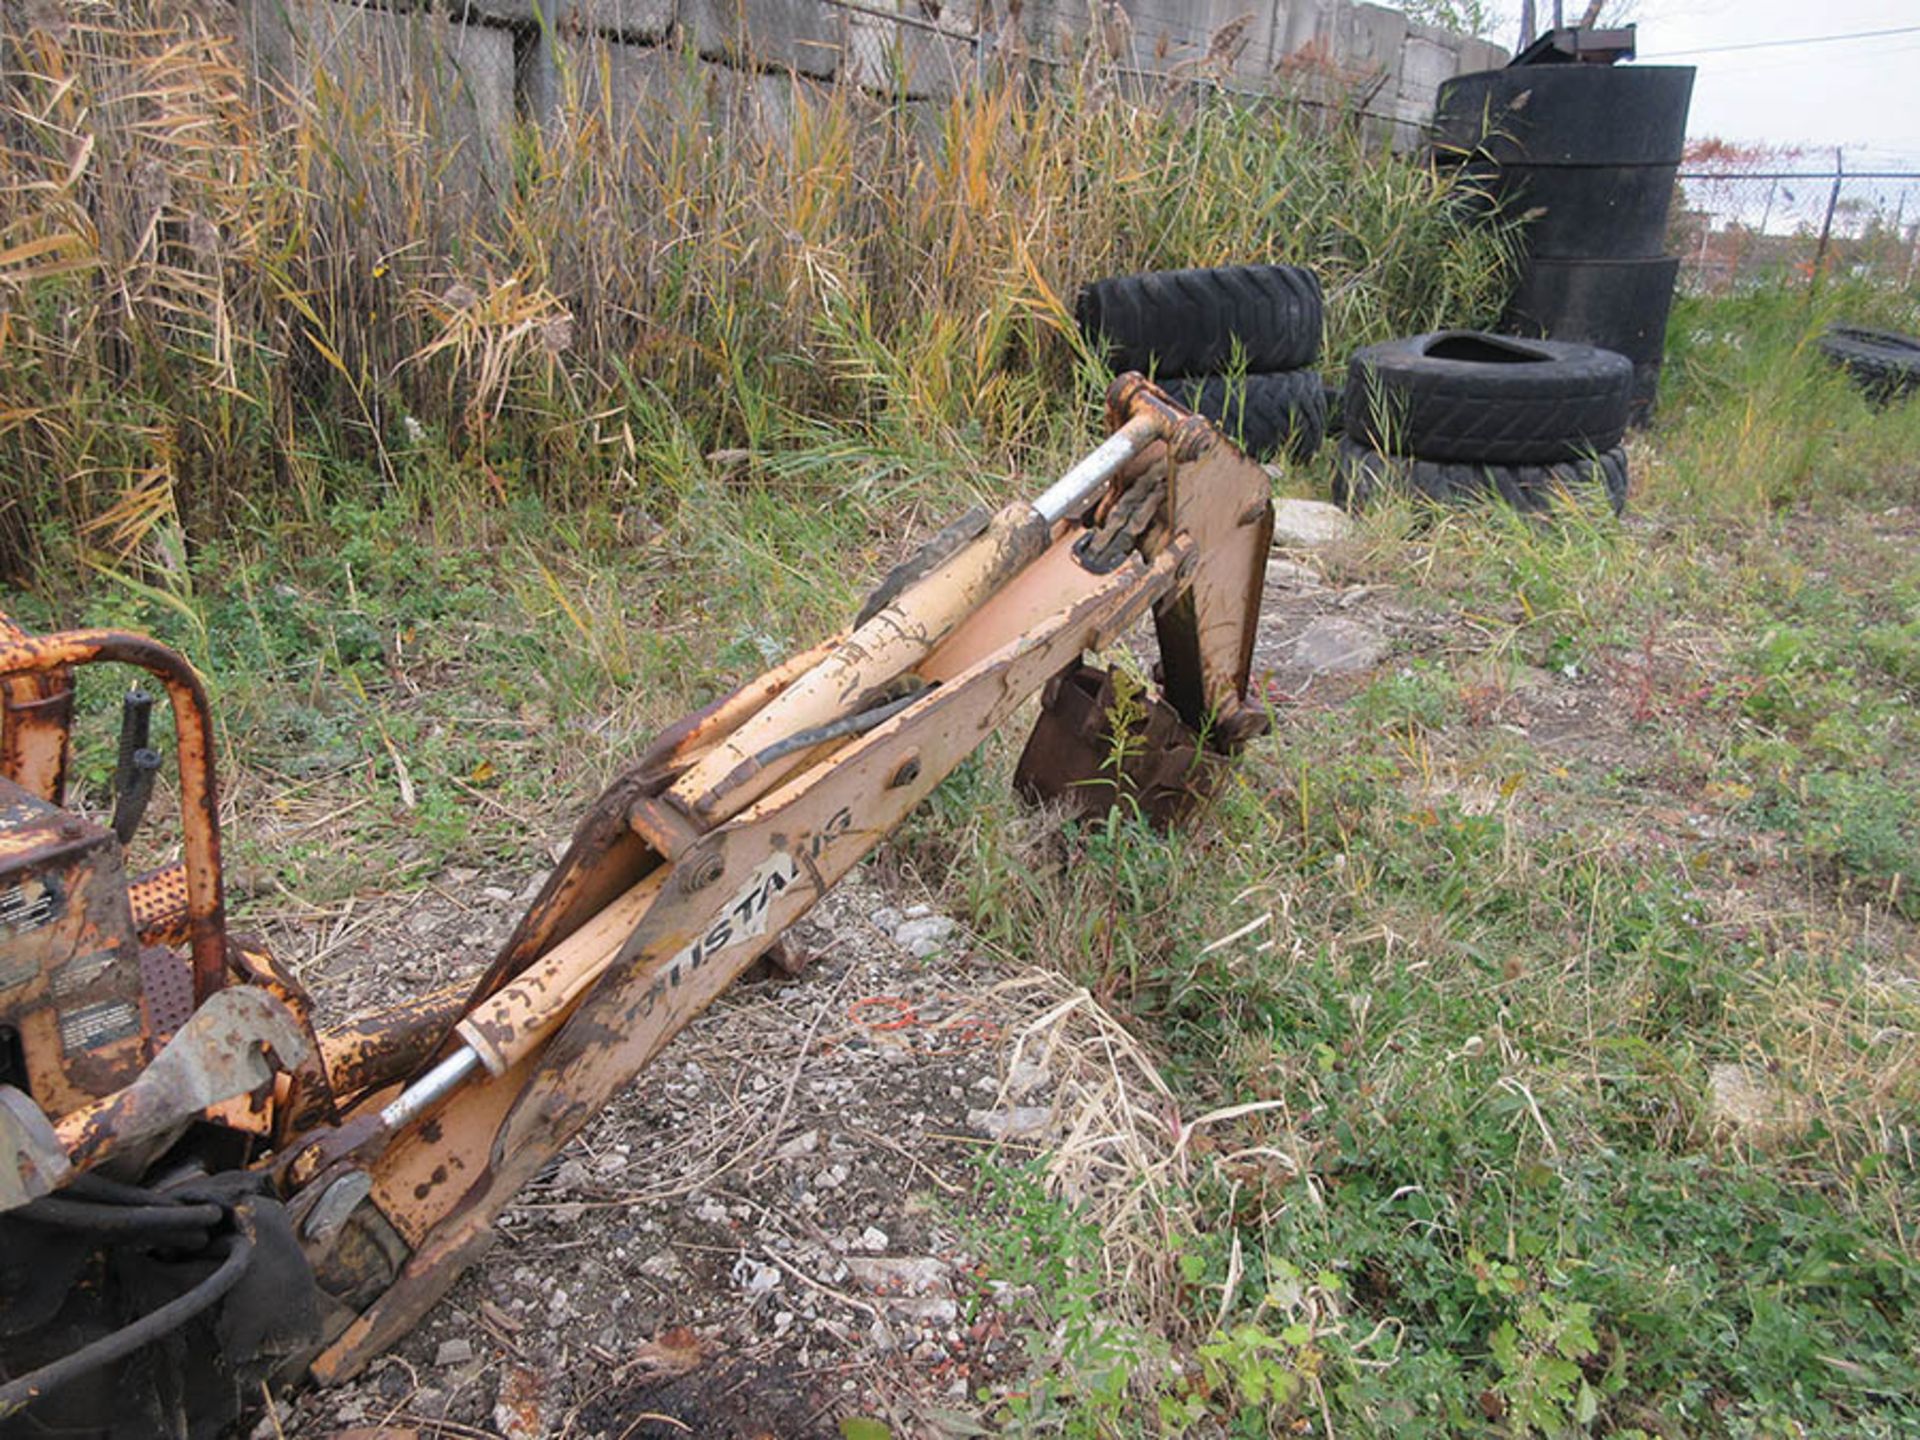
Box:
<box><xmin>681</xmin><ymin>851</ymin><xmax>725</xmax><ymax>892</ymax></box>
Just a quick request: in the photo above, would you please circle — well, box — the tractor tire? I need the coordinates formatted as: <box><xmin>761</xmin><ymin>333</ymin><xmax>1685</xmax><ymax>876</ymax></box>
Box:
<box><xmin>1076</xmin><ymin>264</ymin><xmax>1323</xmax><ymax>378</ymax></box>
<box><xmin>1333</xmin><ymin>436</ymin><xmax>1628</xmax><ymax>516</ymax></box>
<box><xmin>1170</xmin><ymin>370</ymin><xmax>1326</xmax><ymax>461</ymax></box>
<box><xmin>1346</xmin><ymin>330</ymin><xmax>1633</xmax><ymax>465</ymax></box>
<box><xmin>1818</xmin><ymin>325</ymin><xmax>1920</xmax><ymax>404</ymax></box>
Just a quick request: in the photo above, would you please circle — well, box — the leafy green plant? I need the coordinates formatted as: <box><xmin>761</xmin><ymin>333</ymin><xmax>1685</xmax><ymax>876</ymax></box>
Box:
<box><xmin>955</xmin><ymin>1159</ymin><xmax>1169</xmax><ymax>1438</ymax></box>
<box><xmin>1487</xmin><ymin>1292</ymin><xmax>1601</xmax><ymax>1436</ymax></box>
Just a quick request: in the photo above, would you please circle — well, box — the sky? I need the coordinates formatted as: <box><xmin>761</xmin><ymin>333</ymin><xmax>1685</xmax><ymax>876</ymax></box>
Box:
<box><xmin>1484</xmin><ymin>0</ymin><xmax>1920</xmax><ymax>170</ymax></box>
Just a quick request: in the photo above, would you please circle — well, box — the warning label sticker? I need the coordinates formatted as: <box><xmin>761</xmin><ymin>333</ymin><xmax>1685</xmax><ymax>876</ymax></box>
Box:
<box><xmin>60</xmin><ymin>1000</ymin><xmax>142</xmax><ymax>1054</ymax></box>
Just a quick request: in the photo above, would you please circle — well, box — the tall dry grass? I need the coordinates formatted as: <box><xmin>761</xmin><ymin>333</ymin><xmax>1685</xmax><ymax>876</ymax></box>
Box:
<box><xmin>0</xmin><ymin>0</ymin><xmax>1515</xmax><ymax>577</ymax></box>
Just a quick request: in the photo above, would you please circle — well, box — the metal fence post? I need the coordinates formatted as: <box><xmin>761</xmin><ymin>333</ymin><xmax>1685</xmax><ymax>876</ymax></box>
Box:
<box><xmin>1812</xmin><ymin>147</ymin><xmax>1843</xmax><ymax>289</ymax></box>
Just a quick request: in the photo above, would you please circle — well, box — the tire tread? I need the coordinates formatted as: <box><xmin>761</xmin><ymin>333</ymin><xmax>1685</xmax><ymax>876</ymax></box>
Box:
<box><xmin>1169</xmin><ymin>370</ymin><xmax>1326</xmax><ymax>461</ymax></box>
<box><xmin>1333</xmin><ymin>436</ymin><xmax>1628</xmax><ymax>515</ymax></box>
<box><xmin>1077</xmin><ymin>264</ymin><xmax>1323</xmax><ymax>378</ymax></box>
<box><xmin>1346</xmin><ymin>332</ymin><xmax>1633</xmax><ymax>464</ymax></box>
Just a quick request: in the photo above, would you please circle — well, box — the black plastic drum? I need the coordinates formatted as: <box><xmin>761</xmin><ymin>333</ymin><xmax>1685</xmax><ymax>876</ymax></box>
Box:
<box><xmin>1504</xmin><ymin>257</ymin><xmax>1681</xmax><ymax>419</ymax></box>
<box><xmin>1452</xmin><ymin>160</ymin><xmax>1681</xmax><ymax>260</ymax></box>
<box><xmin>1433</xmin><ymin>65</ymin><xmax>1696</xmax><ymax>167</ymax></box>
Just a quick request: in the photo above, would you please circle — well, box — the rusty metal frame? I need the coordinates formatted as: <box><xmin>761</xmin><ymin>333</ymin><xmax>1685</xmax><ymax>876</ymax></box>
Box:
<box><xmin>0</xmin><ymin>624</ymin><xmax>227</xmax><ymax>1005</ymax></box>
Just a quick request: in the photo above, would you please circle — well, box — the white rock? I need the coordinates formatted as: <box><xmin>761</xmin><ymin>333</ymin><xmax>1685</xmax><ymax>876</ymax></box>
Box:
<box><xmin>1708</xmin><ymin>1063</ymin><xmax>1807</xmax><ymax>1148</ymax></box>
<box><xmin>1006</xmin><ymin>1061</ymin><xmax>1050</xmax><ymax>1099</ymax></box>
<box><xmin>731</xmin><ymin>1256</ymin><xmax>783</xmax><ymax>1296</ymax></box>
<box><xmin>637</xmin><ymin>1251</ymin><xmax>683</xmax><ymax>1282</ymax></box>
<box><xmin>776</xmin><ymin>1128</ymin><xmax>821</xmax><ymax>1160</ymax></box>
<box><xmin>435</xmin><ymin>1337</ymin><xmax>475</xmax><ymax>1368</ymax></box>
<box><xmin>1271</xmin><ymin>497</ymin><xmax>1355</xmax><ymax>548</ymax></box>
<box><xmin>858</xmin><ymin>1226</ymin><xmax>890</xmax><ymax>1252</ymax></box>
<box><xmin>845</xmin><ymin>1255</ymin><xmax>951</xmax><ymax>1296</ymax></box>
<box><xmin>967</xmin><ymin>1106</ymin><xmax>1053</xmax><ymax>1141</ymax></box>
<box><xmin>892</xmin><ymin>1296</ymin><xmax>959</xmax><ymax>1325</ymax></box>
<box><xmin>1290</xmin><ymin>616</ymin><xmax>1386</xmax><ymax>676</ymax></box>
<box><xmin>894</xmin><ymin>915</ymin><xmax>958</xmax><ymax>956</ymax></box>
<box><xmin>1266</xmin><ymin>558</ymin><xmax>1323</xmax><ymax>588</ymax></box>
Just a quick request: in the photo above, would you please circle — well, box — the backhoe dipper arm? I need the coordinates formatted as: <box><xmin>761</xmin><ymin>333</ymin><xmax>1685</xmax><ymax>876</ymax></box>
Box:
<box><xmin>285</xmin><ymin>374</ymin><xmax>1276</xmax><ymax>1379</ymax></box>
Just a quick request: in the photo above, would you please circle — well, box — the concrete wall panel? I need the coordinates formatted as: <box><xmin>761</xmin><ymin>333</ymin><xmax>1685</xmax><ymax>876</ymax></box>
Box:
<box><xmin>451</xmin><ymin>0</ymin><xmax>673</xmax><ymax>38</ymax></box>
<box><xmin>1275</xmin><ymin>0</ymin><xmax>1339</xmax><ymax>59</ymax></box>
<box><xmin>680</xmin><ymin>0</ymin><xmax>842</xmax><ymax>79</ymax></box>
<box><xmin>1109</xmin><ymin>0</ymin><xmax>1275</xmax><ymax>82</ymax></box>
<box><xmin>1335</xmin><ymin>3</ymin><xmax>1406</xmax><ymax>77</ymax></box>
<box><xmin>564</xmin><ymin>36</ymin><xmax>690</xmax><ymax>140</ymax></box>
<box><xmin>246</xmin><ymin>0</ymin><xmax>514</xmax><ymax>195</ymax></box>
<box><xmin>839</xmin><ymin>6</ymin><xmax>972</xmax><ymax>99</ymax></box>
<box><xmin>1456</xmin><ymin>37</ymin><xmax>1508</xmax><ymax>78</ymax></box>
<box><xmin>579</xmin><ymin>0</ymin><xmax>677</xmax><ymax>38</ymax></box>
<box><xmin>1397</xmin><ymin>32</ymin><xmax>1458</xmax><ymax>103</ymax></box>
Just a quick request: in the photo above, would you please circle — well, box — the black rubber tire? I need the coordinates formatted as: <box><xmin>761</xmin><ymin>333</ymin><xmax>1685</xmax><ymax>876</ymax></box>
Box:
<box><xmin>1345</xmin><ymin>330</ymin><xmax>1633</xmax><ymax>465</ymax></box>
<box><xmin>1169</xmin><ymin>370</ymin><xmax>1326</xmax><ymax>461</ymax></box>
<box><xmin>1818</xmin><ymin>326</ymin><xmax>1920</xmax><ymax>404</ymax></box>
<box><xmin>1333</xmin><ymin>436</ymin><xmax>1628</xmax><ymax>516</ymax></box>
<box><xmin>1076</xmin><ymin>264</ymin><xmax>1323</xmax><ymax>378</ymax></box>
<box><xmin>1432</xmin><ymin>65</ymin><xmax>1696</xmax><ymax>167</ymax></box>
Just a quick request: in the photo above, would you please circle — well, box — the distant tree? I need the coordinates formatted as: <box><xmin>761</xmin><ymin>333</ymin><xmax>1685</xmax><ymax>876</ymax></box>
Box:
<box><xmin>1391</xmin><ymin>0</ymin><xmax>1501</xmax><ymax>39</ymax></box>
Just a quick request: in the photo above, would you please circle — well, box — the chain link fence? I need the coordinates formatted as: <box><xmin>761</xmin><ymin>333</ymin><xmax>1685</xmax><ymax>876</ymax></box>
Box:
<box><xmin>1672</xmin><ymin>164</ymin><xmax>1920</xmax><ymax>293</ymax></box>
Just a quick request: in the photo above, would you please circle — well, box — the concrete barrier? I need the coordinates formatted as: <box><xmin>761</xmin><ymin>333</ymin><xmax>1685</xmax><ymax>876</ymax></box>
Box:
<box><xmin>563</xmin><ymin>33</ymin><xmax>688</xmax><ymax>140</ymax></box>
<box><xmin>243</xmin><ymin>0</ymin><xmax>1509</xmax><ymax>171</ymax></box>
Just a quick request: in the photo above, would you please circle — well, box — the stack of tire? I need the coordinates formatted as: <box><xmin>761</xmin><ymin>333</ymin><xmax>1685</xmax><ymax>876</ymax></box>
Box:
<box><xmin>1336</xmin><ymin>329</ymin><xmax>1633</xmax><ymax>514</ymax></box>
<box><xmin>1432</xmin><ymin>62</ymin><xmax>1695</xmax><ymax>423</ymax></box>
<box><xmin>1075</xmin><ymin>264</ymin><xmax>1328</xmax><ymax>463</ymax></box>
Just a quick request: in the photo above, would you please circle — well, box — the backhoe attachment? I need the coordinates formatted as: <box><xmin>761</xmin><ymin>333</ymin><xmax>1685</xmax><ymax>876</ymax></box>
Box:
<box><xmin>0</xmin><ymin>375</ymin><xmax>1274</xmax><ymax>1434</ymax></box>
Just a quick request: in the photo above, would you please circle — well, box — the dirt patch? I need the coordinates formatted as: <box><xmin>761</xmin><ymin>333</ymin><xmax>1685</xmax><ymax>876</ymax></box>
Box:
<box><xmin>1249</xmin><ymin>553</ymin><xmax>1415</xmax><ymax>707</ymax></box>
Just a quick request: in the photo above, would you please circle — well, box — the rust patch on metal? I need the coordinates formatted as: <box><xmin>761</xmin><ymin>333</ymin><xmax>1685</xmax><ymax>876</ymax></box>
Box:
<box><xmin>0</xmin><ymin>668</ymin><xmax>74</xmax><ymax>805</ymax></box>
<box><xmin>317</xmin><ymin>983</ymin><xmax>472</xmax><ymax>1107</ymax></box>
<box><xmin>0</xmin><ymin>625</ymin><xmax>227</xmax><ymax>1004</ymax></box>
<box><xmin>129</xmin><ymin>862</ymin><xmax>190</xmax><ymax>947</ymax></box>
